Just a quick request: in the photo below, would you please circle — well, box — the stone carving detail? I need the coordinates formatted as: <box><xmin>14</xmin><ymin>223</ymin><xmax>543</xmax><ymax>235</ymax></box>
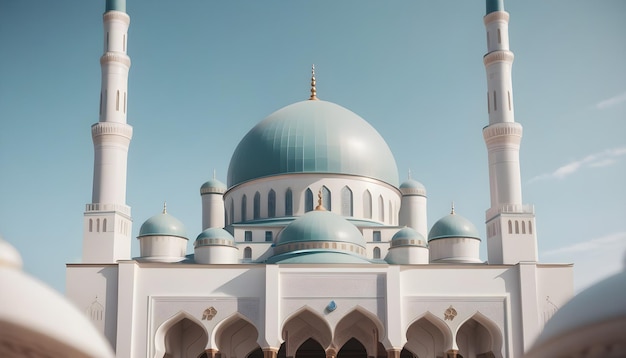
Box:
<box><xmin>444</xmin><ymin>306</ymin><xmax>457</xmax><ymax>321</ymax></box>
<box><xmin>202</xmin><ymin>306</ymin><xmax>218</xmax><ymax>320</ymax></box>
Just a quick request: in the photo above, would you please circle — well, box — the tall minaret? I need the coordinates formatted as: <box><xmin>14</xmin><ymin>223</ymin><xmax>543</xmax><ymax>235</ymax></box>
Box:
<box><xmin>82</xmin><ymin>0</ymin><xmax>133</xmax><ymax>263</ymax></box>
<box><xmin>483</xmin><ymin>0</ymin><xmax>537</xmax><ymax>264</ymax></box>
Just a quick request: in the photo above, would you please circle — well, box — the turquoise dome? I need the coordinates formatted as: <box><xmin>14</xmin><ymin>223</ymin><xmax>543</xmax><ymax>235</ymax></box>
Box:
<box><xmin>399</xmin><ymin>179</ymin><xmax>425</xmax><ymax>190</ymax></box>
<box><xmin>276</xmin><ymin>210</ymin><xmax>366</xmax><ymax>248</ymax></box>
<box><xmin>200</xmin><ymin>178</ymin><xmax>226</xmax><ymax>194</ymax></box>
<box><xmin>195</xmin><ymin>228</ymin><xmax>235</xmax><ymax>247</ymax></box>
<box><xmin>428</xmin><ymin>213</ymin><xmax>480</xmax><ymax>241</ymax></box>
<box><xmin>391</xmin><ymin>227</ymin><xmax>427</xmax><ymax>247</ymax></box>
<box><xmin>138</xmin><ymin>212</ymin><xmax>187</xmax><ymax>238</ymax></box>
<box><xmin>227</xmin><ymin>100</ymin><xmax>399</xmax><ymax>187</ymax></box>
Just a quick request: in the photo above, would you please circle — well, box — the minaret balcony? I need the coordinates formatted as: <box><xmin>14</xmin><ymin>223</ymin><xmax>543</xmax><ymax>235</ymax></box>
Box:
<box><xmin>85</xmin><ymin>203</ymin><xmax>130</xmax><ymax>216</ymax></box>
<box><xmin>486</xmin><ymin>204</ymin><xmax>534</xmax><ymax>220</ymax></box>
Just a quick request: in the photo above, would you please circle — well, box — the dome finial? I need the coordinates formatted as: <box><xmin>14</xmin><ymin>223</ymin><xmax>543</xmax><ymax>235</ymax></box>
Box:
<box><xmin>315</xmin><ymin>189</ymin><xmax>326</xmax><ymax>211</ymax></box>
<box><xmin>309</xmin><ymin>64</ymin><xmax>318</xmax><ymax>100</ymax></box>
<box><xmin>163</xmin><ymin>201</ymin><xmax>167</xmax><ymax>214</ymax></box>
<box><xmin>451</xmin><ymin>201</ymin><xmax>455</xmax><ymax>215</ymax></box>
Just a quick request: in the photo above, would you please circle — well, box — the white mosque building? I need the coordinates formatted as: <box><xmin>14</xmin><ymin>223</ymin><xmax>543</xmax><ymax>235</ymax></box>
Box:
<box><xmin>63</xmin><ymin>0</ymin><xmax>577</xmax><ymax>357</ymax></box>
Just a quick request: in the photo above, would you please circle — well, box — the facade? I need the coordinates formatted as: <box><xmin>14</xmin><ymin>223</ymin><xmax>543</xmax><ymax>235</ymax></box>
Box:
<box><xmin>66</xmin><ymin>0</ymin><xmax>574</xmax><ymax>357</ymax></box>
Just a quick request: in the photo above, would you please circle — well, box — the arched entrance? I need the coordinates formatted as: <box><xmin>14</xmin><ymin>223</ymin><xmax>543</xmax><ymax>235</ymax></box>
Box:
<box><xmin>215</xmin><ymin>315</ymin><xmax>260</xmax><ymax>358</ymax></box>
<box><xmin>404</xmin><ymin>313</ymin><xmax>451</xmax><ymax>358</ymax></box>
<box><xmin>455</xmin><ymin>313</ymin><xmax>502</xmax><ymax>358</ymax></box>
<box><xmin>155</xmin><ymin>314</ymin><xmax>208</xmax><ymax>358</ymax></box>
<box><xmin>333</xmin><ymin>309</ymin><xmax>384</xmax><ymax>358</ymax></box>
<box><xmin>282</xmin><ymin>308</ymin><xmax>332</xmax><ymax>358</ymax></box>
<box><xmin>337</xmin><ymin>338</ymin><xmax>367</xmax><ymax>358</ymax></box>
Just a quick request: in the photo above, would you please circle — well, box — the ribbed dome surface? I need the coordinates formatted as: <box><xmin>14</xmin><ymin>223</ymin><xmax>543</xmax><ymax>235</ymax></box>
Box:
<box><xmin>428</xmin><ymin>213</ymin><xmax>480</xmax><ymax>241</ymax></box>
<box><xmin>227</xmin><ymin>100</ymin><xmax>399</xmax><ymax>187</ymax></box>
<box><xmin>138</xmin><ymin>212</ymin><xmax>187</xmax><ymax>238</ymax></box>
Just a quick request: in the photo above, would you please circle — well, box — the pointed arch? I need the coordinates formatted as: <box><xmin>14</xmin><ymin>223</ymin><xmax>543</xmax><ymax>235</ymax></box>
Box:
<box><xmin>321</xmin><ymin>186</ymin><xmax>331</xmax><ymax>211</ymax></box>
<box><xmin>337</xmin><ymin>338</ymin><xmax>367</xmax><ymax>358</ymax></box>
<box><xmin>103</xmin><ymin>218</ymin><xmax>107</xmax><ymax>232</ymax></box>
<box><xmin>405</xmin><ymin>312</ymin><xmax>452</xmax><ymax>358</ymax></box>
<box><xmin>455</xmin><ymin>312</ymin><xmax>503</xmax><ymax>358</ymax></box>
<box><xmin>507</xmin><ymin>220</ymin><xmax>512</xmax><ymax>234</ymax></box>
<box><xmin>378</xmin><ymin>195</ymin><xmax>384</xmax><ymax>222</ymax></box>
<box><xmin>341</xmin><ymin>186</ymin><xmax>353</xmax><ymax>217</ymax></box>
<box><xmin>241</xmin><ymin>195</ymin><xmax>247</xmax><ymax>222</ymax></box>
<box><xmin>363</xmin><ymin>190</ymin><xmax>372</xmax><ymax>219</ymax></box>
<box><xmin>528</xmin><ymin>220</ymin><xmax>533</xmax><ymax>234</ymax></box>
<box><xmin>373</xmin><ymin>247</ymin><xmax>381</xmax><ymax>259</ymax></box>
<box><xmin>282</xmin><ymin>306</ymin><xmax>332</xmax><ymax>357</ymax></box>
<box><xmin>253</xmin><ymin>192</ymin><xmax>261</xmax><ymax>220</ymax></box>
<box><xmin>229</xmin><ymin>198</ymin><xmax>235</xmax><ymax>225</ymax></box>
<box><xmin>268</xmin><ymin>189</ymin><xmax>276</xmax><ymax>218</ymax></box>
<box><xmin>285</xmin><ymin>188</ymin><xmax>293</xmax><ymax>216</ymax></box>
<box><xmin>333</xmin><ymin>307</ymin><xmax>384</xmax><ymax>357</ymax></box>
<box><xmin>515</xmin><ymin>221</ymin><xmax>519</xmax><ymax>234</ymax></box>
<box><xmin>305</xmin><ymin>188</ymin><xmax>314</xmax><ymax>212</ymax></box>
<box><xmin>154</xmin><ymin>311</ymin><xmax>209</xmax><ymax>358</ymax></box>
<box><xmin>214</xmin><ymin>313</ymin><xmax>260</xmax><ymax>358</ymax></box>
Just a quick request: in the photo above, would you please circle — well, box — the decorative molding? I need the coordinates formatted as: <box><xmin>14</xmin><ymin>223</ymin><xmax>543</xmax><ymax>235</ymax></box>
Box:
<box><xmin>91</xmin><ymin>122</ymin><xmax>133</xmax><ymax>139</ymax></box>
<box><xmin>482</xmin><ymin>122</ymin><xmax>523</xmax><ymax>140</ymax></box>
<box><xmin>273</xmin><ymin>241</ymin><xmax>366</xmax><ymax>256</ymax></box>
<box><xmin>483</xmin><ymin>50</ymin><xmax>514</xmax><ymax>66</ymax></box>
<box><xmin>202</xmin><ymin>306</ymin><xmax>218</xmax><ymax>320</ymax></box>
<box><xmin>444</xmin><ymin>305</ymin><xmax>457</xmax><ymax>321</ymax></box>
<box><xmin>483</xmin><ymin>11</ymin><xmax>509</xmax><ymax>25</ymax></box>
<box><xmin>201</xmin><ymin>186</ymin><xmax>226</xmax><ymax>195</ymax></box>
<box><xmin>100</xmin><ymin>52</ymin><xmax>131</xmax><ymax>67</ymax></box>
<box><xmin>195</xmin><ymin>238</ymin><xmax>235</xmax><ymax>248</ymax></box>
<box><xmin>103</xmin><ymin>11</ymin><xmax>130</xmax><ymax>25</ymax></box>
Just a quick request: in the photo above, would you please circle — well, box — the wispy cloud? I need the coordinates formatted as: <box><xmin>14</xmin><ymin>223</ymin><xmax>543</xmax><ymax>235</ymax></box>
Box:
<box><xmin>529</xmin><ymin>146</ymin><xmax>626</xmax><ymax>183</ymax></box>
<box><xmin>542</xmin><ymin>231</ymin><xmax>626</xmax><ymax>257</ymax></box>
<box><xmin>595</xmin><ymin>91</ymin><xmax>626</xmax><ymax>110</ymax></box>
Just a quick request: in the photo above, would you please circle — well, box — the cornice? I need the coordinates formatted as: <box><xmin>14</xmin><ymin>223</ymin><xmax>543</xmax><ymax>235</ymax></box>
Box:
<box><xmin>103</xmin><ymin>11</ymin><xmax>130</xmax><ymax>25</ymax></box>
<box><xmin>483</xmin><ymin>11</ymin><xmax>509</xmax><ymax>25</ymax></box>
<box><xmin>483</xmin><ymin>50</ymin><xmax>514</xmax><ymax>66</ymax></box>
<box><xmin>100</xmin><ymin>52</ymin><xmax>131</xmax><ymax>67</ymax></box>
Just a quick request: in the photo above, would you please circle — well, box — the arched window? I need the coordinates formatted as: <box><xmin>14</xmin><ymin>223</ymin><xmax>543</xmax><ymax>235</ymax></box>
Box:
<box><xmin>103</xmin><ymin>218</ymin><xmax>107</xmax><ymax>232</ymax></box>
<box><xmin>497</xmin><ymin>28</ymin><xmax>502</xmax><ymax>43</ymax></box>
<box><xmin>244</xmin><ymin>247</ymin><xmax>252</xmax><ymax>261</ymax></box>
<box><xmin>305</xmin><ymin>189</ymin><xmax>314</xmax><ymax>212</ymax></box>
<box><xmin>341</xmin><ymin>186</ymin><xmax>353</xmax><ymax>216</ymax></box>
<box><xmin>124</xmin><ymin>92</ymin><xmax>127</xmax><ymax>113</ymax></box>
<box><xmin>241</xmin><ymin>195</ymin><xmax>247</xmax><ymax>222</ymax></box>
<box><xmin>96</xmin><ymin>218</ymin><xmax>100</xmax><ymax>232</ymax></box>
<box><xmin>389</xmin><ymin>200</ymin><xmax>393</xmax><ymax>224</ymax></box>
<box><xmin>493</xmin><ymin>91</ymin><xmax>497</xmax><ymax>111</ymax></box>
<box><xmin>522</xmin><ymin>221</ymin><xmax>526</xmax><ymax>234</ymax></box>
<box><xmin>363</xmin><ymin>190</ymin><xmax>372</xmax><ymax>219</ymax></box>
<box><xmin>116</xmin><ymin>90</ymin><xmax>120</xmax><ymax>111</ymax></box>
<box><xmin>253</xmin><ymin>192</ymin><xmax>261</xmax><ymax>219</ymax></box>
<box><xmin>373</xmin><ymin>247</ymin><xmax>381</xmax><ymax>259</ymax></box>
<box><xmin>230</xmin><ymin>198</ymin><xmax>234</xmax><ymax>225</ymax></box>
<box><xmin>378</xmin><ymin>195</ymin><xmax>385</xmax><ymax>222</ymax></box>
<box><xmin>268</xmin><ymin>190</ymin><xmax>276</xmax><ymax>218</ymax></box>
<box><xmin>285</xmin><ymin>188</ymin><xmax>293</xmax><ymax>216</ymax></box>
<box><xmin>529</xmin><ymin>221</ymin><xmax>533</xmax><ymax>234</ymax></box>
<box><xmin>322</xmin><ymin>186</ymin><xmax>331</xmax><ymax>211</ymax></box>
<box><xmin>515</xmin><ymin>221</ymin><xmax>519</xmax><ymax>234</ymax></box>
<box><xmin>89</xmin><ymin>219</ymin><xmax>93</xmax><ymax>232</ymax></box>
<box><xmin>508</xmin><ymin>220</ymin><xmax>512</xmax><ymax>234</ymax></box>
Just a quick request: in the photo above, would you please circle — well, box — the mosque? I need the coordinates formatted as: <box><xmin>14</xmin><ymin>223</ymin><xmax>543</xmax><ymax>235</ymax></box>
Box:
<box><xmin>51</xmin><ymin>0</ymin><xmax>590</xmax><ymax>357</ymax></box>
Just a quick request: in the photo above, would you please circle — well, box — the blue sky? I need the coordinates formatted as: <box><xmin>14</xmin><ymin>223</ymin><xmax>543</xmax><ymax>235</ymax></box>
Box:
<box><xmin>0</xmin><ymin>1</ymin><xmax>624</xmax><ymax>294</ymax></box>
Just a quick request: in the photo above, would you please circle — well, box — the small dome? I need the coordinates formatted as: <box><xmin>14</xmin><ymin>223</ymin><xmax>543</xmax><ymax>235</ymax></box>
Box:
<box><xmin>200</xmin><ymin>178</ymin><xmax>226</xmax><ymax>194</ymax></box>
<box><xmin>138</xmin><ymin>211</ymin><xmax>187</xmax><ymax>238</ymax></box>
<box><xmin>399</xmin><ymin>179</ymin><xmax>425</xmax><ymax>190</ymax></box>
<box><xmin>194</xmin><ymin>228</ymin><xmax>235</xmax><ymax>248</ymax></box>
<box><xmin>0</xmin><ymin>236</ymin><xmax>23</xmax><ymax>269</ymax></box>
<box><xmin>428</xmin><ymin>212</ymin><xmax>480</xmax><ymax>241</ymax></box>
<box><xmin>391</xmin><ymin>227</ymin><xmax>427</xmax><ymax>248</ymax></box>
<box><xmin>227</xmin><ymin>100</ymin><xmax>399</xmax><ymax>188</ymax></box>
<box><xmin>276</xmin><ymin>210</ymin><xmax>366</xmax><ymax>248</ymax></box>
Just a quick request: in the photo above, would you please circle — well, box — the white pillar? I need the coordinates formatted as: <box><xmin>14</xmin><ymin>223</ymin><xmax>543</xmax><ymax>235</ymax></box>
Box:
<box><xmin>482</xmin><ymin>3</ymin><xmax>537</xmax><ymax>264</ymax></box>
<box><xmin>83</xmin><ymin>3</ymin><xmax>133</xmax><ymax>263</ymax></box>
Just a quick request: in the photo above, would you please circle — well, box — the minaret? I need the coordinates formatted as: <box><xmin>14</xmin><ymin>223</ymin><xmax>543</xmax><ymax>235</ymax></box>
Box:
<box><xmin>483</xmin><ymin>0</ymin><xmax>537</xmax><ymax>264</ymax></box>
<box><xmin>82</xmin><ymin>0</ymin><xmax>133</xmax><ymax>262</ymax></box>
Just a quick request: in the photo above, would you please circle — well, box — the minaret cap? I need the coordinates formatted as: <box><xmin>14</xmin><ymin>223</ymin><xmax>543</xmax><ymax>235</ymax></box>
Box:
<box><xmin>309</xmin><ymin>65</ymin><xmax>318</xmax><ymax>100</ymax></box>
<box><xmin>106</xmin><ymin>0</ymin><xmax>126</xmax><ymax>12</ymax></box>
<box><xmin>486</xmin><ymin>0</ymin><xmax>504</xmax><ymax>14</ymax></box>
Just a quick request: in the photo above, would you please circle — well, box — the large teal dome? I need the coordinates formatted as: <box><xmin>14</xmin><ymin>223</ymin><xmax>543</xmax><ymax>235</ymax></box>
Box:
<box><xmin>227</xmin><ymin>100</ymin><xmax>399</xmax><ymax>187</ymax></box>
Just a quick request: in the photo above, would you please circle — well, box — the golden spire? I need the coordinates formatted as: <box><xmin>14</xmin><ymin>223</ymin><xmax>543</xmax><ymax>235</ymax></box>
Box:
<box><xmin>309</xmin><ymin>64</ymin><xmax>318</xmax><ymax>100</ymax></box>
<box><xmin>450</xmin><ymin>201</ymin><xmax>455</xmax><ymax>215</ymax></box>
<box><xmin>315</xmin><ymin>189</ymin><xmax>326</xmax><ymax>211</ymax></box>
<box><xmin>163</xmin><ymin>201</ymin><xmax>167</xmax><ymax>214</ymax></box>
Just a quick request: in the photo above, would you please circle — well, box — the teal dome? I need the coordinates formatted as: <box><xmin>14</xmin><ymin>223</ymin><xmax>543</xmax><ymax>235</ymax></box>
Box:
<box><xmin>227</xmin><ymin>100</ymin><xmax>399</xmax><ymax>187</ymax></box>
<box><xmin>195</xmin><ymin>228</ymin><xmax>235</xmax><ymax>247</ymax></box>
<box><xmin>400</xmin><ymin>179</ymin><xmax>425</xmax><ymax>190</ymax></box>
<box><xmin>428</xmin><ymin>213</ymin><xmax>480</xmax><ymax>241</ymax></box>
<box><xmin>391</xmin><ymin>227</ymin><xmax>427</xmax><ymax>247</ymax></box>
<box><xmin>200</xmin><ymin>178</ymin><xmax>226</xmax><ymax>194</ymax></box>
<box><xmin>138</xmin><ymin>212</ymin><xmax>187</xmax><ymax>238</ymax></box>
<box><xmin>276</xmin><ymin>210</ymin><xmax>366</xmax><ymax>248</ymax></box>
